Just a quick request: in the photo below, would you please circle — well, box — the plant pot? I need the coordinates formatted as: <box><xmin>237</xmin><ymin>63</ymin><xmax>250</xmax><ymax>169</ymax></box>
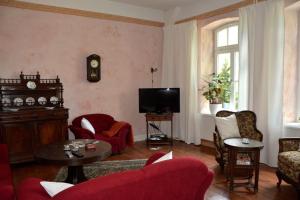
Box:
<box><xmin>209</xmin><ymin>103</ymin><xmax>222</xmax><ymax>114</ymax></box>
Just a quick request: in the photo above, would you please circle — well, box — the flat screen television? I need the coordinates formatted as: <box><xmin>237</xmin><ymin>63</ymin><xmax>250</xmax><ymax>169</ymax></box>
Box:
<box><xmin>139</xmin><ymin>88</ymin><xmax>180</xmax><ymax>113</ymax></box>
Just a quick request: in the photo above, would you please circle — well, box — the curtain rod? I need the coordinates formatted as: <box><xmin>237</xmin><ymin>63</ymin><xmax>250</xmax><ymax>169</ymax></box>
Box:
<box><xmin>175</xmin><ymin>0</ymin><xmax>264</xmax><ymax>25</ymax></box>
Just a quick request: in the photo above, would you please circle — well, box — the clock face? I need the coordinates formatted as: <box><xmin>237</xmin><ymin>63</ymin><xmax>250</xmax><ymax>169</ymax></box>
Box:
<box><xmin>90</xmin><ymin>59</ymin><xmax>99</xmax><ymax>68</ymax></box>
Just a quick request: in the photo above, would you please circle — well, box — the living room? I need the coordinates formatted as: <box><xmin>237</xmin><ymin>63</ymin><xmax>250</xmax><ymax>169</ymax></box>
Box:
<box><xmin>1</xmin><ymin>0</ymin><xmax>300</xmax><ymax>199</ymax></box>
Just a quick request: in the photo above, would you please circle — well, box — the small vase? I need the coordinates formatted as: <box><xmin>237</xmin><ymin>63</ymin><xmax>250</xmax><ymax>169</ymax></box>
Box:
<box><xmin>209</xmin><ymin>103</ymin><xmax>222</xmax><ymax>114</ymax></box>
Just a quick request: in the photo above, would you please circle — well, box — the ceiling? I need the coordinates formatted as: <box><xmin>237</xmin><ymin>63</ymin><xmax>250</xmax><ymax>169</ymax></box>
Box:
<box><xmin>111</xmin><ymin>0</ymin><xmax>200</xmax><ymax>10</ymax></box>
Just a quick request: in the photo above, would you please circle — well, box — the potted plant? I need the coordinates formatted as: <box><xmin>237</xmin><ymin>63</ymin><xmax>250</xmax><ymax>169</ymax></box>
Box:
<box><xmin>202</xmin><ymin>64</ymin><xmax>232</xmax><ymax>114</ymax></box>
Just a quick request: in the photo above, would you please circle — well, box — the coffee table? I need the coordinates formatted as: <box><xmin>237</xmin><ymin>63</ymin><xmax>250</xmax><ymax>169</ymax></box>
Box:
<box><xmin>35</xmin><ymin>139</ymin><xmax>112</xmax><ymax>184</ymax></box>
<box><xmin>224</xmin><ymin>138</ymin><xmax>264</xmax><ymax>192</ymax></box>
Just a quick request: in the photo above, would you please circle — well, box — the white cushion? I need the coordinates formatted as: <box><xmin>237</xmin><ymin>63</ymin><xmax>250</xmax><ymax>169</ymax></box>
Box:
<box><xmin>40</xmin><ymin>181</ymin><xmax>74</xmax><ymax>197</ymax></box>
<box><xmin>81</xmin><ymin>118</ymin><xmax>95</xmax><ymax>134</ymax></box>
<box><xmin>215</xmin><ymin>114</ymin><xmax>240</xmax><ymax>140</ymax></box>
<box><xmin>153</xmin><ymin>151</ymin><xmax>173</xmax><ymax>164</ymax></box>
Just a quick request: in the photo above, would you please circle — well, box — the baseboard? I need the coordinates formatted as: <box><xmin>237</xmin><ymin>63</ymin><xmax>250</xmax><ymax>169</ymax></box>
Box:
<box><xmin>200</xmin><ymin>139</ymin><xmax>215</xmax><ymax>149</ymax></box>
<box><xmin>134</xmin><ymin>134</ymin><xmax>146</xmax><ymax>142</ymax></box>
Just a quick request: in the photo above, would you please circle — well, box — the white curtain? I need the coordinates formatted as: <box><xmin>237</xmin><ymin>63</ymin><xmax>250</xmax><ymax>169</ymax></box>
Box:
<box><xmin>239</xmin><ymin>0</ymin><xmax>285</xmax><ymax>167</ymax></box>
<box><xmin>161</xmin><ymin>20</ymin><xmax>200</xmax><ymax>144</ymax></box>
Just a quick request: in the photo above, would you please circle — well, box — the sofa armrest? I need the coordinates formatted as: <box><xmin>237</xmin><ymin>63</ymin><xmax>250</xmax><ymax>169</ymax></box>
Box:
<box><xmin>68</xmin><ymin>125</ymin><xmax>95</xmax><ymax>139</ymax></box>
<box><xmin>279</xmin><ymin>137</ymin><xmax>300</xmax><ymax>153</ymax></box>
<box><xmin>253</xmin><ymin>129</ymin><xmax>263</xmax><ymax>141</ymax></box>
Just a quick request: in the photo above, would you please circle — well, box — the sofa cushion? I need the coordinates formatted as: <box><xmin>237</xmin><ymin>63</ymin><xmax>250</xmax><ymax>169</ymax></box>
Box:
<box><xmin>153</xmin><ymin>151</ymin><xmax>172</xmax><ymax>164</ymax></box>
<box><xmin>278</xmin><ymin>151</ymin><xmax>300</xmax><ymax>182</ymax></box>
<box><xmin>102</xmin><ymin>122</ymin><xmax>127</xmax><ymax>137</ymax></box>
<box><xmin>215</xmin><ymin>114</ymin><xmax>240</xmax><ymax>140</ymax></box>
<box><xmin>81</xmin><ymin>118</ymin><xmax>95</xmax><ymax>134</ymax></box>
<box><xmin>40</xmin><ymin>181</ymin><xmax>73</xmax><ymax>197</ymax></box>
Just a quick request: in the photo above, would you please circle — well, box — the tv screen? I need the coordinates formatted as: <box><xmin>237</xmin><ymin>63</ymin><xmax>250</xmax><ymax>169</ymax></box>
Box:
<box><xmin>139</xmin><ymin>88</ymin><xmax>180</xmax><ymax>113</ymax></box>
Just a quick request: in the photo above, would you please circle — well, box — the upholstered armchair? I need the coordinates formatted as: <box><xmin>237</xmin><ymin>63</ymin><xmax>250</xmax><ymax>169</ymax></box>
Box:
<box><xmin>213</xmin><ymin>110</ymin><xmax>263</xmax><ymax>170</ymax></box>
<box><xmin>69</xmin><ymin>114</ymin><xmax>134</xmax><ymax>154</ymax></box>
<box><xmin>276</xmin><ymin>138</ymin><xmax>300</xmax><ymax>195</ymax></box>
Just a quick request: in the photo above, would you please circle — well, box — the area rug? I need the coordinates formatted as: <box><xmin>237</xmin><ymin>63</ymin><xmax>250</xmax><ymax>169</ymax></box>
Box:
<box><xmin>54</xmin><ymin>159</ymin><xmax>147</xmax><ymax>182</ymax></box>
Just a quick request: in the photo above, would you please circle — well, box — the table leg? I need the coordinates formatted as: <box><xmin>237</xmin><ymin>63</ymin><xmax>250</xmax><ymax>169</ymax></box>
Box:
<box><xmin>171</xmin><ymin>119</ymin><xmax>173</xmax><ymax>146</ymax></box>
<box><xmin>229</xmin><ymin>150</ymin><xmax>234</xmax><ymax>191</ymax></box>
<box><xmin>146</xmin><ymin>120</ymin><xmax>149</xmax><ymax>147</ymax></box>
<box><xmin>65</xmin><ymin>165</ymin><xmax>87</xmax><ymax>184</ymax></box>
<box><xmin>254</xmin><ymin>150</ymin><xmax>260</xmax><ymax>192</ymax></box>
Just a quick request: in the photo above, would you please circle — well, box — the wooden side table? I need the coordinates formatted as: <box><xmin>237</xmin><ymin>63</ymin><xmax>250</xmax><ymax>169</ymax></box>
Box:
<box><xmin>145</xmin><ymin>113</ymin><xmax>173</xmax><ymax>146</ymax></box>
<box><xmin>224</xmin><ymin>138</ymin><xmax>264</xmax><ymax>192</ymax></box>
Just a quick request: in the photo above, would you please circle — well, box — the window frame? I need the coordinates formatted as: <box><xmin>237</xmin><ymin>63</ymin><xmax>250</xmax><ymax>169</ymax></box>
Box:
<box><xmin>214</xmin><ymin>22</ymin><xmax>239</xmax><ymax>110</ymax></box>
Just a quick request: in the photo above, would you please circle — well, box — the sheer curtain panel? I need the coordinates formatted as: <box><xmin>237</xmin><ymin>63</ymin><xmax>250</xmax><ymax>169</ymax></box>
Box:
<box><xmin>161</xmin><ymin>21</ymin><xmax>200</xmax><ymax>144</ymax></box>
<box><xmin>239</xmin><ymin>0</ymin><xmax>285</xmax><ymax>167</ymax></box>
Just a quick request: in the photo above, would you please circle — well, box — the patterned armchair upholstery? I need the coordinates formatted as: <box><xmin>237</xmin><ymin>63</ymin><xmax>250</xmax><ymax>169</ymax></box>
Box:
<box><xmin>213</xmin><ymin>110</ymin><xmax>263</xmax><ymax>170</ymax></box>
<box><xmin>276</xmin><ymin>138</ymin><xmax>300</xmax><ymax>195</ymax></box>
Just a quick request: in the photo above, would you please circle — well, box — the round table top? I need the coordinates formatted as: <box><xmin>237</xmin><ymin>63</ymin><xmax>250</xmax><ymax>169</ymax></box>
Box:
<box><xmin>35</xmin><ymin>139</ymin><xmax>112</xmax><ymax>166</ymax></box>
<box><xmin>224</xmin><ymin>138</ymin><xmax>264</xmax><ymax>149</ymax></box>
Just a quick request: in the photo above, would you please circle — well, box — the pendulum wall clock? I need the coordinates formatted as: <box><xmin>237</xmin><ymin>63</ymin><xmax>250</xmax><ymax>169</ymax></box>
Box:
<box><xmin>87</xmin><ymin>54</ymin><xmax>101</xmax><ymax>82</ymax></box>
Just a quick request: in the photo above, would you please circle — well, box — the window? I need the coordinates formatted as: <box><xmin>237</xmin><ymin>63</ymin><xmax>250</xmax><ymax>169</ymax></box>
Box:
<box><xmin>215</xmin><ymin>23</ymin><xmax>239</xmax><ymax>110</ymax></box>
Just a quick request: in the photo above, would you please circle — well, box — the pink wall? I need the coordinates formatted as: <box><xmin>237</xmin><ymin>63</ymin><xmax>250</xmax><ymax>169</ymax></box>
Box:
<box><xmin>0</xmin><ymin>6</ymin><xmax>163</xmax><ymax>139</ymax></box>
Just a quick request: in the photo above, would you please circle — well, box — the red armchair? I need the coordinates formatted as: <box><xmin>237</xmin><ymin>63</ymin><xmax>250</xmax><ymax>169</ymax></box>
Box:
<box><xmin>0</xmin><ymin>144</ymin><xmax>15</xmax><ymax>200</ymax></box>
<box><xmin>17</xmin><ymin>153</ymin><xmax>214</xmax><ymax>200</ymax></box>
<box><xmin>69</xmin><ymin>114</ymin><xmax>133</xmax><ymax>154</ymax></box>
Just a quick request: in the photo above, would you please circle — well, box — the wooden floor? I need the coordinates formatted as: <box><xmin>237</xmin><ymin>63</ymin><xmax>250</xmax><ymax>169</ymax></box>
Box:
<box><xmin>12</xmin><ymin>140</ymin><xmax>298</xmax><ymax>200</ymax></box>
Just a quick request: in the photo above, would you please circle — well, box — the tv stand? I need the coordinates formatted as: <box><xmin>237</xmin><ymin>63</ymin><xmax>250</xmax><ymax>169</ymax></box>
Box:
<box><xmin>145</xmin><ymin>113</ymin><xmax>173</xmax><ymax>146</ymax></box>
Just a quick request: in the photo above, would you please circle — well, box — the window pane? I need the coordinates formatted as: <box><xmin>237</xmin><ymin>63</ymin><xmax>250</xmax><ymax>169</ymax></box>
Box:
<box><xmin>217</xmin><ymin>28</ymin><xmax>227</xmax><ymax>47</ymax></box>
<box><xmin>234</xmin><ymin>52</ymin><xmax>239</xmax><ymax>81</ymax></box>
<box><xmin>217</xmin><ymin>53</ymin><xmax>231</xmax><ymax>74</ymax></box>
<box><xmin>228</xmin><ymin>25</ymin><xmax>238</xmax><ymax>45</ymax></box>
<box><xmin>233</xmin><ymin>52</ymin><xmax>239</xmax><ymax>109</ymax></box>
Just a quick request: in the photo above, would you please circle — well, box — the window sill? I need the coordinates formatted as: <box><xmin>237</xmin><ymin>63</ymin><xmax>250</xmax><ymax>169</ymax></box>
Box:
<box><xmin>200</xmin><ymin>113</ymin><xmax>215</xmax><ymax>117</ymax></box>
<box><xmin>285</xmin><ymin>122</ymin><xmax>300</xmax><ymax>129</ymax></box>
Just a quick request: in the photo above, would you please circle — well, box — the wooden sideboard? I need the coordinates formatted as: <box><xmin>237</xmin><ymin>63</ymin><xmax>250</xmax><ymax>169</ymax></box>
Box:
<box><xmin>0</xmin><ymin>108</ymin><xmax>68</xmax><ymax>164</ymax></box>
<box><xmin>0</xmin><ymin>72</ymin><xmax>69</xmax><ymax>164</ymax></box>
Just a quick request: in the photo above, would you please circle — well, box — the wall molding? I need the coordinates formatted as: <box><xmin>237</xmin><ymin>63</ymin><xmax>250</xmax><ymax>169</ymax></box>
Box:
<box><xmin>176</xmin><ymin>0</ymin><xmax>255</xmax><ymax>24</ymax></box>
<box><xmin>0</xmin><ymin>0</ymin><xmax>164</xmax><ymax>27</ymax></box>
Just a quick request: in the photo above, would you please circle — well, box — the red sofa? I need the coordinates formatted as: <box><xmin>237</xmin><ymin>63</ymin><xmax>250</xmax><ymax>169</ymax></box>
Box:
<box><xmin>17</xmin><ymin>153</ymin><xmax>214</xmax><ymax>200</ymax></box>
<box><xmin>0</xmin><ymin>144</ymin><xmax>15</xmax><ymax>200</ymax></box>
<box><xmin>69</xmin><ymin>114</ymin><xmax>133</xmax><ymax>154</ymax></box>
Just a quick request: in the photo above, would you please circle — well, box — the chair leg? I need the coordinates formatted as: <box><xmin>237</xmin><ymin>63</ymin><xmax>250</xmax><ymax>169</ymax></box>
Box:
<box><xmin>216</xmin><ymin>157</ymin><xmax>225</xmax><ymax>171</ymax></box>
<box><xmin>276</xmin><ymin>170</ymin><xmax>282</xmax><ymax>188</ymax></box>
<box><xmin>220</xmin><ymin>161</ymin><xmax>225</xmax><ymax>171</ymax></box>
